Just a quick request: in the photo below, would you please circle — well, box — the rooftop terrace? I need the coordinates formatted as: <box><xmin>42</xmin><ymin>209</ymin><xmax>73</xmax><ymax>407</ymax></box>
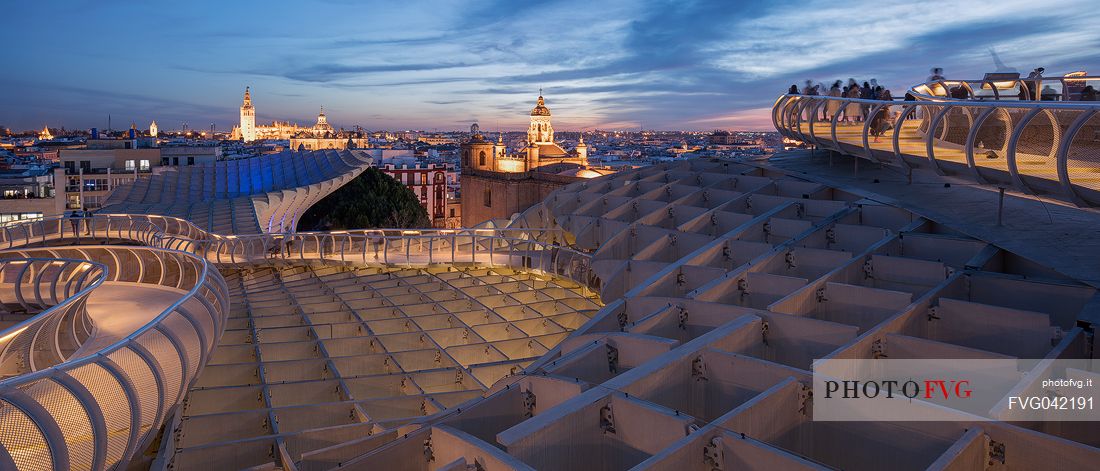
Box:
<box><xmin>2</xmin><ymin>75</ymin><xmax>1100</xmax><ymax>470</ymax></box>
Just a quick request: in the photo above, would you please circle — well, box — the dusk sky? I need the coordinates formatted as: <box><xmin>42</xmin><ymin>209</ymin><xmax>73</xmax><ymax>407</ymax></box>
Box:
<box><xmin>4</xmin><ymin>0</ymin><xmax>1100</xmax><ymax>132</ymax></box>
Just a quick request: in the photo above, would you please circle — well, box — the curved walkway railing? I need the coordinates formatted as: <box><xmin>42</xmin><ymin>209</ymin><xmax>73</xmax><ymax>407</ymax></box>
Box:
<box><xmin>0</xmin><ymin>246</ymin><xmax>229</xmax><ymax>471</ymax></box>
<box><xmin>0</xmin><ymin>215</ymin><xmax>596</xmax><ymax>291</ymax></box>
<box><xmin>0</xmin><ymin>258</ymin><xmax>107</xmax><ymax>379</ymax></box>
<box><xmin>773</xmin><ymin>82</ymin><xmax>1100</xmax><ymax>205</ymax></box>
<box><xmin>193</xmin><ymin>231</ymin><xmax>599</xmax><ymax>292</ymax></box>
<box><xmin>912</xmin><ymin>75</ymin><xmax>1100</xmax><ymax>102</ymax></box>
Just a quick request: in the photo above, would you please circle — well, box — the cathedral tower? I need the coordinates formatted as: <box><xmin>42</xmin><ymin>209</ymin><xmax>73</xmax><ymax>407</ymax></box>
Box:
<box><xmin>240</xmin><ymin>87</ymin><xmax>256</xmax><ymax>142</ymax></box>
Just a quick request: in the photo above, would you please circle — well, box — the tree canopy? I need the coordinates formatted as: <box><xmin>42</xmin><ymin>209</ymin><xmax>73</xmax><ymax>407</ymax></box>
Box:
<box><xmin>297</xmin><ymin>168</ymin><xmax>430</xmax><ymax>231</ymax></box>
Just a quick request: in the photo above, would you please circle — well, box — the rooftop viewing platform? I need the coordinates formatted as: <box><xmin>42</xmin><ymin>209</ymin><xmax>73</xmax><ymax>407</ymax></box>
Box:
<box><xmin>5</xmin><ymin>2</ymin><xmax>1100</xmax><ymax>469</ymax></box>
<box><xmin>773</xmin><ymin>74</ymin><xmax>1100</xmax><ymax>206</ymax></box>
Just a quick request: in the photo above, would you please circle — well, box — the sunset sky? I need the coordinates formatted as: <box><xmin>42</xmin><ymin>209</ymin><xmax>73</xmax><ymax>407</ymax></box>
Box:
<box><xmin>4</xmin><ymin>0</ymin><xmax>1099</xmax><ymax>132</ymax></box>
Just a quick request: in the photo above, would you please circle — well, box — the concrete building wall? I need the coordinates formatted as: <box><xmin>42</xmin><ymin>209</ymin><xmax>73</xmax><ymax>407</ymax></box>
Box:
<box><xmin>461</xmin><ymin>172</ymin><xmax>564</xmax><ymax>227</ymax></box>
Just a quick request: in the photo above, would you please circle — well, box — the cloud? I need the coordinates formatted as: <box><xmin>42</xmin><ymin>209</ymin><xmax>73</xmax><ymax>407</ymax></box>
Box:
<box><xmin>250</xmin><ymin>62</ymin><xmax>478</xmax><ymax>84</ymax></box>
<box><xmin>3</xmin><ymin>0</ymin><xmax>1100</xmax><ymax>130</ymax></box>
<box><xmin>425</xmin><ymin>99</ymin><xmax>472</xmax><ymax>105</ymax></box>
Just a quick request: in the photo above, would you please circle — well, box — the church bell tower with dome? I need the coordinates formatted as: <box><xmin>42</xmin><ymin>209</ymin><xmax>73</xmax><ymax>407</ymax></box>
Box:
<box><xmin>459</xmin><ymin>92</ymin><xmax>598</xmax><ymax>226</ymax></box>
<box><xmin>528</xmin><ymin>92</ymin><xmax>554</xmax><ymax>144</ymax></box>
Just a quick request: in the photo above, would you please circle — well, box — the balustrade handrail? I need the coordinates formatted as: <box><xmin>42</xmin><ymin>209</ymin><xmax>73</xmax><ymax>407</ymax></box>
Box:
<box><xmin>780</xmin><ymin>92</ymin><xmax>1100</xmax><ymax>109</ymax></box>
<box><xmin>0</xmin><ymin>213</ymin><xmax>567</xmax><ymax>246</ymax></box>
<box><xmin>0</xmin><ymin>258</ymin><xmax>107</xmax><ymax>378</ymax></box>
<box><xmin>773</xmin><ymin>84</ymin><xmax>1100</xmax><ymax>206</ymax></box>
<box><xmin>0</xmin><ymin>246</ymin><xmax>229</xmax><ymax>470</ymax></box>
<box><xmin>910</xmin><ymin>75</ymin><xmax>1100</xmax><ymax>103</ymax></box>
<box><xmin>0</xmin><ymin>246</ymin><xmax>226</xmax><ymax>385</ymax></box>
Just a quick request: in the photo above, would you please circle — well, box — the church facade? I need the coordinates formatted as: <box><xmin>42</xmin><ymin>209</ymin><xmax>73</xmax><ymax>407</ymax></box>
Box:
<box><xmin>459</xmin><ymin>93</ymin><xmax>593</xmax><ymax>226</ymax></box>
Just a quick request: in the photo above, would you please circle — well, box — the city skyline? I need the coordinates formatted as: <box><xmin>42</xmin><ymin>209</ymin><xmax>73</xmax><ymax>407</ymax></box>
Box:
<box><xmin>4</xmin><ymin>0</ymin><xmax>1100</xmax><ymax>132</ymax></box>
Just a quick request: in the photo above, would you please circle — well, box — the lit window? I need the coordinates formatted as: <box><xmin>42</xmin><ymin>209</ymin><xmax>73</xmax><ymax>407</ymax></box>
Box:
<box><xmin>125</xmin><ymin>160</ymin><xmax>135</xmax><ymax>171</ymax></box>
<box><xmin>140</xmin><ymin>160</ymin><xmax>150</xmax><ymax>170</ymax></box>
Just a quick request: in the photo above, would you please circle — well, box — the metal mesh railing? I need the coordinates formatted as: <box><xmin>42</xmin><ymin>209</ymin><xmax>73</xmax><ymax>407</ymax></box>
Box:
<box><xmin>0</xmin><ymin>259</ymin><xmax>105</xmax><ymax>378</ymax></box>
<box><xmin>0</xmin><ymin>214</ymin><xmax>594</xmax><ymax>291</ymax></box>
<box><xmin>0</xmin><ymin>246</ymin><xmax>228</xmax><ymax>471</ymax></box>
<box><xmin>774</xmin><ymin>79</ymin><xmax>1100</xmax><ymax>205</ymax></box>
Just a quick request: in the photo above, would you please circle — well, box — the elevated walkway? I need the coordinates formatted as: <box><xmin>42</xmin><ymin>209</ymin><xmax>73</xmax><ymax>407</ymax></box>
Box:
<box><xmin>0</xmin><ymin>247</ymin><xmax>228</xmax><ymax>471</ymax></box>
<box><xmin>71</xmin><ymin>282</ymin><xmax>188</xmax><ymax>357</ymax></box>
<box><xmin>774</xmin><ymin>75</ymin><xmax>1100</xmax><ymax>206</ymax></box>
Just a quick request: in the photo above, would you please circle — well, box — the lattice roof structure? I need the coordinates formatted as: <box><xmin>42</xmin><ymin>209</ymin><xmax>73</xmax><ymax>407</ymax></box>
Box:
<box><xmin>3</xmin><ymin>74</ymin><xmax>1100</xmax><ymax>470</ymax></box>
<box><xmin>102</xmin><ymin>149</ymin><xmax>373</xmax><ymax>234</ymax></box>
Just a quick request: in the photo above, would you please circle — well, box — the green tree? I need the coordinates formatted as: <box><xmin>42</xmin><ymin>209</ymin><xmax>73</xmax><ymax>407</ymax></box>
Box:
<box><xmin>297</xmin><ymin>168</ymin><xmax>430</xmax><ymax>230</ymax></box>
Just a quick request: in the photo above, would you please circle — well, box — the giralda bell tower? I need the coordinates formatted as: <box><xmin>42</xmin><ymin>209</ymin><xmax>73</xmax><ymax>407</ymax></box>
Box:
<box><xmin>240</xmin><ymin>87</ymin><xmax>256</xmax><ymax>142</ymax></box>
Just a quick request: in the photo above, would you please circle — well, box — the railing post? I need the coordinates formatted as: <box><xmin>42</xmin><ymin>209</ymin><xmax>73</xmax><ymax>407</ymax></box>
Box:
<box><xmin>1055</xmin><ymin>108</ymin><xmax>1097</xmax><ymax>205</ymax></box>
<box><xmin>3</xmin><ymin>389</ymin><xmax>71</xmax><ymax>470</ymax></box>
<box><xmin>924</xmin><ymin>104</ymin><xmax>953</xmax><ymax>175</ymax></box>
<box><xmin>964</xmin><ymin>107</ymin><xmax>996</xmax><ymax>184</ymax></box>
<box><xmin>1006</xmin><ymin>108</ymin><xmax>1043</xmax><ymax>192</ymax></box>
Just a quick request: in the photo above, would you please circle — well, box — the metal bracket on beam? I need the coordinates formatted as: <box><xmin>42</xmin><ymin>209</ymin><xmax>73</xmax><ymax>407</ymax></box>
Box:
<box><xmin>872</xmin><ymin>338</ymin><xmax>888</xmax><ymax>359</ymax></box>
<box><xmin>703</xmin><ymin>436</ymin><xmax>724</xmax><ymax>470</ymax></box>
<box><xmin>798</xmin><ymin>384</ymin><xmax>812</xmax><ymax>416</ymax></box>
<box><xmin>522</xmin><ymin>389</ymin><xmax>536</xmax><ymax>418</ymax></box>
<box><xmin>600</xmin><ymin>404</ymin><xmax>616</xmax><ymax>435</ymax></box>
<box><xmin>692</xmin><ymin>355</ymin><xmax>708</xmax><ymax>382</ymax></box>
<box><xmin>423</xmin><ymin>436</ymin><xmax>435</xmax><ymax>463</ymax></box>
<box><xmin>986</xmin><ymin>436</ymin><xmax>1005</xmax><ymax>467</ymax></box>
<box><xmin>607</xmin><ymin>344</ymin><xmax>620</xmax><ymax>374</ymax></box>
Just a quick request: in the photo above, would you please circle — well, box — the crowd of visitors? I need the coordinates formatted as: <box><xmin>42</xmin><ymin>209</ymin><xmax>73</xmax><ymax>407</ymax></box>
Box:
<box><xmin>787</xmin><ymin>76</ymin><xmax>897</xmax><ymax>135</ymax></box>
<box><xmin>787</xmin><ymin>66</ymin><xmax>1100</xmax><ymax>119</ymax></box>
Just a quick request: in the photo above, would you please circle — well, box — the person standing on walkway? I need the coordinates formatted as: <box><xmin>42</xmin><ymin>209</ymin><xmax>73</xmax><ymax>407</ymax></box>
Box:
<box><xmin>1080</xmin><ymin>85</ymin><xmax>1098</xmax><ymax>101</ymax></box>
<box><xmin>827</xmin><ymin>81</ymin><xmax>843</xmax><ymax>122</ymax></box>
<box><xmin>801</xmin><ymin>82</ymin><xmax>819</xmax><ymax>122</ymax></box>
<box><xmin>868</xmin><ymin>87</ymin><xmax>894</xmax><ymax>142</ymax></box>
<box><xmin>1041</xmin><ymin>84</ymin><xmax>1059</xmax><ymax>101</ymax></box>
<box><xmin>846</xmin><ymin>83</ymin><xmax>862</xmax><ymax>124</ymax></box>
<box><xmin>81</xmin><ymin>207</ymin><xmax>92</xmax><ymax>235</ymax></box>
<box><xmin>802</xmin><ymin>80</ymin><xmax>816</xmax><ymax>95</ymax></box>
<box><xmin>1025</xmin><ymin>67</ymin><xmax>1044</xmax><ymax>100</ymax></box>
<box><xmin>284</xmin><ymin>236</ymin><xmax>295</xmax><ymax>258</ymax></box>
<box><xmin>788</xmin><ymin>84</ymin><xmax>799</xmax><ymax>94</ymax></box>
<box><xmin>928</xmin><ymin>67</ymin><xmax>945</xmax><ymax>82</ymax></box>
<box><xmin>860</xmin><ymin>81</ymin><xmax>873</xmax><ymax>120</ymax></box>
<box><xmin>68</xmin><ymin>208</ymin><xmax>81</xmax><ymax>239</ymax></box>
